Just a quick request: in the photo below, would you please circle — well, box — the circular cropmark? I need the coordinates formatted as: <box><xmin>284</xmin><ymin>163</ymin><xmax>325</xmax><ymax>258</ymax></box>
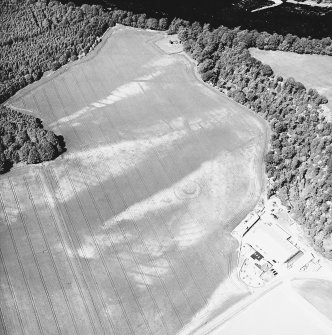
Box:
<box><xmin>174</xmin><ymin>180</ymin><xmax>201</xmax><ymax>200</ymax></box>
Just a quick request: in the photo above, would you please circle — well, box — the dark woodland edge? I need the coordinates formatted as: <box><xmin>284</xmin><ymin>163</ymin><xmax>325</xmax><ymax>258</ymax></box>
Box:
<box><xmin>0</xmin><ymin>106</ymin><xmax>66</xmax><ymax>173</ymax></box>
<box><xmin>0</xmin><ymin>0</ymin><xmax>331</xmax><ymax>256</ymax></box>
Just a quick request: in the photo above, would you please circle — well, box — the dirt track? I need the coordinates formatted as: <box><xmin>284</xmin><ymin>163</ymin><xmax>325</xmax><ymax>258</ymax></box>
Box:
<box><xmin>0</xmin><ymin>26</ymin><xmax>267</xmax><ymax>335</ymax></box>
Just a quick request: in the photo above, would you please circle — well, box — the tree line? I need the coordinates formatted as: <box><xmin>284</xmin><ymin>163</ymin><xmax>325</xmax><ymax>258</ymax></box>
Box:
<box><xmin>0</xmin><ymin>106</ymin><xmax>66</xmax><ymax>173</ymax></box>
<box><xmin>170</xmin><ymin>19</ymin><xmax>332</xmax><ymax>258</ymax></box>
<box><xmin>167</xmin><ymin>18</ymin><xmax>332</xmax><ymax>54</ymax></box>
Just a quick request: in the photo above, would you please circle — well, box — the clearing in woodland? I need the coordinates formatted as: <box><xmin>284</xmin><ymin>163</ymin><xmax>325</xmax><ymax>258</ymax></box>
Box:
<box><xmin>0</xmin><ymin>25</ymin><xmax>267</xmax><ymax>335</ymax></box>
<box><xmin>250</xmin><ymin>48</ymin><xmax>332</xmax><ymax>119</ymax></box>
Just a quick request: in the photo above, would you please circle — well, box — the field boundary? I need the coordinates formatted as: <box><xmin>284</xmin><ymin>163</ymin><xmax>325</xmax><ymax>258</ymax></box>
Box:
<box><xmin>148</xmin><ymin>31</ymin><xmax>270</xmax><ymax>231</ymax></box>
<box><xmin>1</xmin><ymin>25</ymin><xmax>272</xmax><ymax>335</ymax></box>
<box><xmin>5</xmin><ymin>23</ymin><xmax>270</xmax><ymax>233</ymax></box>
<box><xmin>4</xmin><ymin>24</ymin><xmax>120</xmax><ymax>108</ymax></box>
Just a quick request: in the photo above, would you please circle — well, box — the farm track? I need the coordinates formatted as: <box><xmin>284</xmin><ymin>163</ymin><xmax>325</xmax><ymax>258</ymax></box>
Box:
<box><xmin>1</xmin><ymin>26</ymin><xmax>268</xmax><ymax>334</ymax></box>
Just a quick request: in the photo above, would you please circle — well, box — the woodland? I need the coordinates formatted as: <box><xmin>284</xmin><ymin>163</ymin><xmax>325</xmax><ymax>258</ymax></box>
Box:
<box><xmin>0</xmin><ymin>106</ymin><xmax>65</xmax><ymax>172</ymax></box>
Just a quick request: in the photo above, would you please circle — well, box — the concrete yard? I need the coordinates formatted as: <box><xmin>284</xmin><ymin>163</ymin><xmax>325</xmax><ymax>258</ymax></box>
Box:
<box><xmin>0</xmin><ymin>26</ymin><xmax>267</xmax><ymax>335</ymax></box>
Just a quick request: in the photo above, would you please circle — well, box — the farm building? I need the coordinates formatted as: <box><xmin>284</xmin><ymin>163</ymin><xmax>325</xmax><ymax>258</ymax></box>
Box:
<box><xmin>232</xmin><ymin>211</ymin><xmax>260</xmax><ymax>238</ymax></box>
<box><xmin>243</xmin><ymin>220</ymin><xmax>301</xmax><ymax>265</ymax></box>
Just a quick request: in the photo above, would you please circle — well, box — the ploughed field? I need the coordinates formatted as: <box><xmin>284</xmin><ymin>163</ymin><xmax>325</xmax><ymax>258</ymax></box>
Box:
<box><xmin>0</xmin><ymin>26</ymin><xmax>266</xmax><ymax>335</ymax></box>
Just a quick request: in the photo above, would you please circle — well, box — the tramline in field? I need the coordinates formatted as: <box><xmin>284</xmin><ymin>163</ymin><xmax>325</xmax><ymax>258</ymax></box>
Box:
<box><xmin>0</xmin><ymin>25</ymin><xmax>267</xmax><ymax>335</ymax></box>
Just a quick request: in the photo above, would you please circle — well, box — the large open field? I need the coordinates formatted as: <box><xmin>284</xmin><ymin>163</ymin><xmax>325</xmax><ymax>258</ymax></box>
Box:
<box><xmin>250</xmin><ymin>48</ymin><xmax>332</xmax><ymax>119</ymax></box>
<box><xmin>292</xmin><ymin>279</ymin><xmax>332</xmax><ymax>322</ymax></box>
<box><xmin>0</xmin><ymin>25</ymin><xmax>267</xmax><ymax>334</ymax></box>
<box><xmin>211</xmin><ymin>283</ymin><xmax>332</xmax><ymax>335</ymax></box>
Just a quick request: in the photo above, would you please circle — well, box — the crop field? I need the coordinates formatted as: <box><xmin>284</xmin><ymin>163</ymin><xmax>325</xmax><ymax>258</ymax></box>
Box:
<box><xmin>214</xmin><ymin>283</ymin><xmax>332</xmax><ymax>335</ymax></box>
<box><xmin>1</xmin><ymin>26</ymin><xmax>266</xmax><ymax>335</ymax></box>
<box><xmin>292</xmin><ymin>279</ymin><xmax>332</xmax><ymax>322</ymax></box>
<box><xmin>250</xmin><ymin>48</ymin><xmax>332</xmax><ymax>118</ymax></box>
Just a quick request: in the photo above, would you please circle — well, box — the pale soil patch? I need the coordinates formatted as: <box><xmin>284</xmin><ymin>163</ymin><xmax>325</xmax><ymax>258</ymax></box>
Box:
<box><xmin>0</xmin><ymin>25</ymin><xmax>267</xmax><ymax>335</ymax></box>
<box><xmin>292</xmin><ymin>279</ymin><xmax>332</xmax><ymax>322</ymax></box>
<box><xmin>250</xmin><ymin>48</ymin><xmax>332</xmax><ymax>121</ymax></box>
<box><xmin>214</xmin><ymin>283</ymin><xmax>332</xmax><ymax>335</ymax></box>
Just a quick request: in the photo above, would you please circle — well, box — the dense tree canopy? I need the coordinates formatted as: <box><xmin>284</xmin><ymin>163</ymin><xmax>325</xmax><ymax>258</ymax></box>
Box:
<box><xmin>0</xmin><ymin>0</ymin><xmax>116</xmax><ymax>104</ymax></box>
<box><xmin>0</xmin><ymin>106</ymin><xmax>66</xmax><ymax>173</ymax></box>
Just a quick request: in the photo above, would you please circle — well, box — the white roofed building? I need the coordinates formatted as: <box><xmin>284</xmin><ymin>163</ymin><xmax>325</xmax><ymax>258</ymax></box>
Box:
<box><xmin>243</xmin><ymin>220</ymin><xmax>300</xmax><ymax>265</ymax></box>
